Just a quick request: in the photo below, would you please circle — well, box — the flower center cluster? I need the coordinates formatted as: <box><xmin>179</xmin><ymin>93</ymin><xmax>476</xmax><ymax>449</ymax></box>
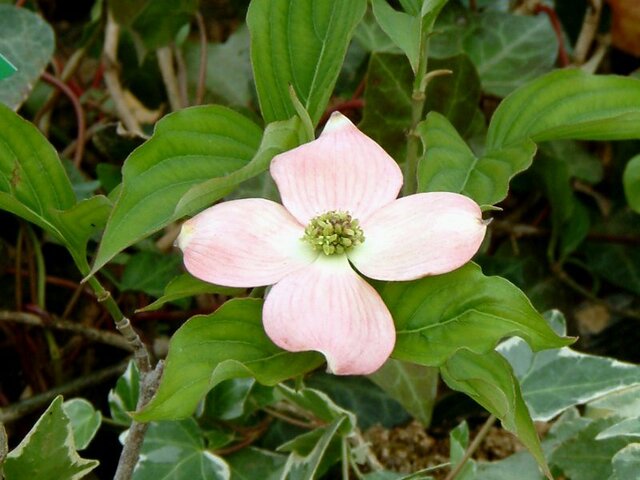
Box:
<box><xmin>303</xmin><ymin>210</ymin><xmax>365</xmax><ymax>256</ymax></box>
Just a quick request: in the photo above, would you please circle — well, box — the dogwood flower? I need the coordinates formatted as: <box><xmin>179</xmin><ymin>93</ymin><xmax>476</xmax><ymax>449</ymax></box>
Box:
<box><xmin>177</xmin><ymin>112</ymin><xmax>487</xmax><ymax>375</ymax></box>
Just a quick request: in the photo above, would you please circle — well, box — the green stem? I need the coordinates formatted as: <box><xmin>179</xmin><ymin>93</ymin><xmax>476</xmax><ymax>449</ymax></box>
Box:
<box><xmin>341</xmin><ymin>437</ymin><xmax>350</xmax><ymax>480</ymax></box>
<box><xmin>402</xmin><ymin>32</ymin><xmax>431</xmax><ymax>196</ymax></box>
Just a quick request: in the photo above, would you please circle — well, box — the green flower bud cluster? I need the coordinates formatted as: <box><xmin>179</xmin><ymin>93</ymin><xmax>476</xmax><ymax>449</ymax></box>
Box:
<box><xmin>303</xmin><ymin>210</ymin><xmax>365</xmax><ymax>255</ymax></box>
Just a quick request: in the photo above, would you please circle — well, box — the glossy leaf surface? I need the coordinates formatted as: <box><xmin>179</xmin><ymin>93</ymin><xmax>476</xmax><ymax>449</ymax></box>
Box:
<box><xmin>3</xmin><ymin>396</ymin><xmax>98</xmax><ymax>480</ymax></box>
<box><xmin>248</xmin><ymin>0</ymin><xmax>366</xmax><ymax>125</ymax></box>
<box><xmin>381</xmin><ymin>263</ymin><xmax>572</xmax><ymax>367</ymax></box>
<box><xmin>91</xmin><ymin>106</ymin><xmax>263</xmax><ymax>274</ymax></box>
<box><xmin>136</xmin><ymin>299</ymin><xmax>324</xmax><ymax>421</ymax></box>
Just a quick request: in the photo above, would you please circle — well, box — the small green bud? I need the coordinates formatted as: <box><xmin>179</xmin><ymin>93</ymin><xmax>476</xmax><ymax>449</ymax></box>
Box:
<box><xmin>303</xmin><ymin>210</ymin><xmax>365</xmax><ymax>256</ymax></box>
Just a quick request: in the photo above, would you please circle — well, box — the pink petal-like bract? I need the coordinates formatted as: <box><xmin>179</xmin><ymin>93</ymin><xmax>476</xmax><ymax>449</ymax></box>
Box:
<box><xmin>349</xmin><ymin>192</ymin><xmax>487</xmax><ymax>281</ymax></box>
<box><xmin>177</xmin><ymin>198</ymin><xmax>316</xmax><ymax>287</ymax></box>
<box><xmin>270</xmin><ymin>112</ymin><xmax>403</xmax><ymax>225</ymax></box>
<box><xmin>263</xmin><ymin>255</ymin><xmax>395</xmax><ymax>375</ymax></box>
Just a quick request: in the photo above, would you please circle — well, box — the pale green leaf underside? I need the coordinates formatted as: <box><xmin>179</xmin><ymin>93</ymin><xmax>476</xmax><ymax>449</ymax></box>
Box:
<box><xmin>248</xmin><ymin>0</ymin><xmax>366</xmax><ymax>125</ymax></box>
<box><xmin>136</xmin><ymin>299</ymin><xmax>323</xmax><ymax>421</ymax></box>
<box><xmin>3</xmin><ymin>396</ymin><xmax>98</xmax><ymax>480</ymax></box>
<box><xmin>381</xmin><ymin>263</ymin><xmax>572</xmax><ymax>367</ymax></box>
<box><xmin>62</xmin><ymin>399</ymin><xmax>102</xmax><ymax>451</ymax></box>
<box><xmin>501</xmin><ymin>341</ymin><xmax>640</xmax><ymax>422</ymax></box>
<box><xmin>133</xmin><ymin>419</ymin><xmax>230</xmax><ymax>480</ymax></box>
<box><xmin>0</xmin><ymin>5</ymin><xmax>54</xmax><ymax>109</ymax></box>
<box><xmin>370</xmin><ymin>0</ymin><xmax>420</xmax><ymax>72</ymax></box>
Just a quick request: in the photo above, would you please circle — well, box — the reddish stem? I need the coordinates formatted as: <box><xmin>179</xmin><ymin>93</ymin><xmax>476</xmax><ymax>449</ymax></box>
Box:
<box><xmin>318</xmin><ymin>99</ymin><xmax>365</xmax><ymax>127</ymax></box>
<box><xmin>535</xmin><ymin>4</ymin><xmax>571</xmax><ymax>67</ymax></box>
<box><xmin>41</xmin><ymin>71</ymin><xmax>87</xmax><ymax>168</ymax></box>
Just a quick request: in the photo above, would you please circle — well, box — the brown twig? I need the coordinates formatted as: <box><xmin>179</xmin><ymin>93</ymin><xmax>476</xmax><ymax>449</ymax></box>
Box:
<box><xmin>195</xmin><ymin>12</ymin><xmax>208</xmax><ymax>105</ymax></box>
<box><xmin>174</xmin><ymin>46</ymin><xmax>189</xmax><ymax>107</ymax></box>
<box><xmin>113</xmin><ymin>361</ymin><xmax>163</xmax><ymax>480</ymax></box>
<box><xmin>157</xmin><ymin>46</ymin><xmax>185</xmax><ymax>111</ymax></box>
<box><xmin>0</xmin><ymin>362</ymin><xmax>127</xmax><ymax>423</ymax></box>
<box><xmin>213</xmin><ymin>417</ymin><xmax>271</xmax><ymax>455</ymax></box>
<box><xmin>444</xmin><ymin>415</ymin><xmax>496</xmax><ymax>480</ymax></box>
<box><xmin>0</xmin><ymin>310</ymin><xmax>133</xmax><ymax>351</ymax></box>
<box><xmin>574</xmin><ymin>0</ymin><xmax>603</xmax><ymax>65</ymax></box>
<box><xmin>262</xmin><ymin>406</ymin><xmax>320</xmax><ymax>430</ymax></box>
<box><xmin>103</xmin><ymin>12</ymin><xmax>143</xmax><ymax>136</ymax></box>
<box><xmin>41</xmin><ymin>71</ymin><xmax>86</xmax><ymax>167</ymax></box>
<box><xmin>8</xmin><ymin>267</ymin><xmax>96</xmax><ymax>296</ymax></box>
<box><xmin>551</xmin><ymin>263</ymin><xmax>640</xmax><ymax>321</ymax></box>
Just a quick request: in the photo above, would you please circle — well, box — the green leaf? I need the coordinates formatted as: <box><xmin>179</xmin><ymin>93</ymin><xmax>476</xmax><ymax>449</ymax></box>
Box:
<box><xmin>549</xmin><ymin>417</ymin><xmax>630</xmax><ymax>480</ymax></box>
<box><xmin>353</xmin><ymin>10</ymin><xmax>401</xmax><ymax>54</ymax></box>
<box><xmin>279</xmin><ymin>416</ymin><xmax>347</xmax><ymax>480</ymax></box>
<box><xmin>371</xmin><ymin>0</ymin><xmax>421</xmax><ymax>72</ymax></box>
<box><xmin>50</xmin><ymin>195</ymin><xmax>112</xmax><ymax>263</ymax></box>
<box><xmin>425</xmin><ymin>55</ymin><xmax>482</xmax><ymax>137</ymax></box>
<box><xmin>3</xmin><ymin>396</ymin><xmax>98</xmax><ymax>480</ymax></box>
<box><xmin>381</xmin><ymin>263</ymin><xmax>571</xmax><ymax>367</ymax></box>
<box><xmin>0</xmin><ymin>104</ymin><xmax>107</xmax><ymax>265</ymax></box>
<box><xmin>227</xmin><ymin>447</ymin><xmax>286</xmax><ymax>480</ymax></box>
<box><xmin>417</xmin><ymin>111</ymin><xmax>536</xmax><ymax>206</ymax></box>
<box><xmin>441</xmin><ymin>349</ymin><xmax>550</xmax><ymax>478</ymax></box>
<box><xmin>90</xmin><ymin>106</ymin><xmax>263</xmax><ymax>274</ymax></box>
<box><xmin>248</xmin><ymin>0</ymin><xmax>366</xmax><ymax>125</ymax></box>
<box><xmin>277</xmin><ymin>385</ymin><xmax>355</xmax><ymax>430</ymax></box>
<box><xmin>584</xmin><ymin>243</ymin><xmax>640</xmax><ymax>295</ymax></box>
<box><xmin>108</xmin><ymin>361</ymin><xmax>140</xmax><ymax>426</ymax></box>
<box><xmin>0</xmin><ymin>103</ymin><xmax>75</xmax><ymax>219</ymax></box>
<box><xmin>475</xmin><ymin>451</ymin><xmax>543</xmax><ymax>480</ymax></box>
<box><xmin>132</xmin><ymin>419</ymin><xmax>230</xmax><ymax>480</ymax></box>
<box><xmin>359</xmin><ymin>53</ymin><xmax>413</xmax><ymax>161</ymax></box>
<box><xmin>587</xmin><ymin>385</ymin><xmax>640</xmax><ymax>419</ymax></box>
<box><xmin>136</xmin><ymin>299</ymin><xmax>324</xmax><ymax>421</ymax></box>
<box><xmin>368</xmin><ymin>359</ymin><xmax>438</xmax><ymax>426</ymax></box>
<box><xmin>119</xmin><ymin>251</ymin><xmax>183</xmax><ymax>297</ymax></box>
<box><xmin>61</xmin><ymin>399</ymin><xmax>102</xmax><ymax>451</ymax></box>
<box><xmin>610</xmin><ymin>443</ymin><xmax>640</xmax><ymax>480</ymax></box>
<box><xmin>203</xmin><ymin>378</ymin><xmax>256</xmax><ymax>421</ymax></box>
<box><xmin>360</xmin><ymin>53</ymin><xmax>481</xmax><ymax>161</ymax></box>
<box><xmin>110</xmin><ymin>0</ymin><xmax>198</xmax><ymax>51</ymax></box>
<box><xmin>0</xmin><ymin>5</ymin><xmax>55</xmax><ymax>109</ymax></box>
<box><xmin>486</xmin><ymin>69</ymin><xmax>640</xmax><ymax>149</ymax></box>
<box><xmin>183</xmin><ymin>26</ymin><xmax>253</xmax><ymax>107</ymax></box>
<box><xmin>138</xmin><ymin>273</ymin><xmax>243</xmax><ymax>312</ymax></box>
<box><xmin>462</xmin><ymin>12</ymin><xmax>556</xmax><ymax>98</ymax></box>
<box><xmin>623</xmin><ymin>154</ymin><xmax>640</xmax><ymax>213</ymax></box>
<box><xmin>499</xmin><ymin>310</ymin><xmax>640</xmax><ymax>422</ymax></box>
<box><xmin>306</xmin><ymin>372</ymin><xmax>411</xmax><ymax>429</ymax></box>
<box><xmin>174</xmin><ymin>115</ymin><xmax>305</xmax><ymax>219</ymax></box>
<box><xmin>596</xmin><ymin>417</ymin><xmax>640</xmax><ymax>440</ymax></box>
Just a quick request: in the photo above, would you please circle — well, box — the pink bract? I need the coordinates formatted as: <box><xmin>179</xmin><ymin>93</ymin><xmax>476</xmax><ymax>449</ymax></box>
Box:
<box><xmin>177</xmin><ymin>112</ymin><xmax>487</xmax><ymax>375</ymax></box>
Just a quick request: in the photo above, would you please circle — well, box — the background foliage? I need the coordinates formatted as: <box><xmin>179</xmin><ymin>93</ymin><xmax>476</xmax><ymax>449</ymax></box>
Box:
<box><xmin>1</xmin><ymin>0</ymin><xmax>640</xmax><ymax>479</ymax></box>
